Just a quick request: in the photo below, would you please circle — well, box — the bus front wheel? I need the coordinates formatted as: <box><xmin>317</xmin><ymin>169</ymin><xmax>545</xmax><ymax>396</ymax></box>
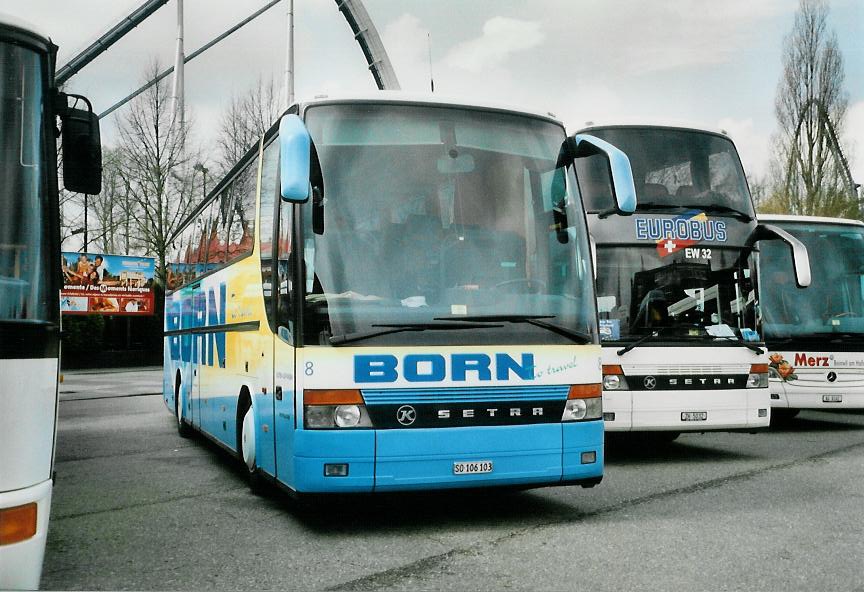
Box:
<box><xmin>175</xmin><ymin>372</ymin><xmax>192</xmax><ymax>438</ymax></box>
<box><xmin>238</xmin><ymin>396</ymin><xmax>266</xmax><ymax>494</ymax></box>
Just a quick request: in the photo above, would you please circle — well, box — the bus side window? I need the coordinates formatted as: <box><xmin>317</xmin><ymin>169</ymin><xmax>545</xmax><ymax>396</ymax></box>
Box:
<box><xmin>180</xmin><ymin>218</ymin><xmax>197</xmax><ymax>284</ymax></box>
<box><xmin>223</xmin><ymin>159</ymin><xmax>258</xmax><ymax>264</ymax></box>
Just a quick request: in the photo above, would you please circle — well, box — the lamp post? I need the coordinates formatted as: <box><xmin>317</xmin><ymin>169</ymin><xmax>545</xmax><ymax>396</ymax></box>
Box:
<box><xmin>193</xmin><ymin>162</ymin><xmax>208</xmax><ymax>201</ymax></box>
<box><xmin>83</xmin><ymin>194</ymin><xmax>88</xmax><ymax>252</ymax></box>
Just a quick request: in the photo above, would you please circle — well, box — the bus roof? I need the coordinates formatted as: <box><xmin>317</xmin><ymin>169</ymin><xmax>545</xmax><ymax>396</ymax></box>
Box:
<box><xmin>758</xmin><ymin>214</ymin><xmax>864</xmax><ymax>227</ymax></box>
<box><xmin>295</xmin><ymin>92</ymin><xmax>563</xmax><ymax>126</ymax></box>
<box><xmin>0</xmin><ymin>13</ymin><xmax>50</xmax><ymax>44</ymax></box>
<box><xmin>576</xmin><ymin>120</ymin><xmax>731</xmax><ymax>139</ymax></box>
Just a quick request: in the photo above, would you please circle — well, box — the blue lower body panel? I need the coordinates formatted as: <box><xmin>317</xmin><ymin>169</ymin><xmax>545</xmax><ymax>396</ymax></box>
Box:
<box><xmin>289</xmin><ymin>423</ymin><xmax>603</xmax><ymax>493</ymax></box>
<box><xmin>293</xmin><ymin>430</ymin><xmax>376</xmax><ymax>493</ymax></box>
<box><xmin>563</xmin><ymin>421</ymin><xmax>604</xmax><ymax>481</ymax></box>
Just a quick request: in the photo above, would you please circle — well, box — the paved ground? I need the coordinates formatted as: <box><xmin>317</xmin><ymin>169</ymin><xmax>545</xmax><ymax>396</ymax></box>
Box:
<box><xmin>59</xmin><ymin>367</ymin><xmax>163</xmax><ymax>401</ymax></box>
<box><xmin>42</xmin><ymin>369</ymin><xmax>864</xmax><ymax>590</ymax></box>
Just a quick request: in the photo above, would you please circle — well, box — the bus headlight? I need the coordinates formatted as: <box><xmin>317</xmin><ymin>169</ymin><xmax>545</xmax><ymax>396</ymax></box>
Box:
<box><xmin>305</xmin><ymin>405</ymin><xmax>336</xmax><ymax>428</ymax></box>
<box><xmin>303</xmin><ymin>390</ymin><xmax>373</xmax><ymax>429</ymax></box>
<box><xmin>562</xmin><ymin>398</ymin><xmax>603</xmax><ymax>421</ymax></box>
<box><xmin>602</xmin><ymin>365</ymin><xmax>628</xmax><ymax>390</ymax></box>
<box><xmin>603</xmin><ymin>374</ymin><xmax>629</xmax><ymax>390</ymax></box>
<box><xmin>334</xmin><ymin>404</ymin><xmax>362</xmax><ymax>427</ymax></box>
<box><xmin>747</xmin><ymin>364</ymin><xmax>769</xmax><ymax>388</ymax></box>
<box><xmin>563</xmin><ymin>398</ymin><xmax>588</xmax><ymax>420</ymax></box>
<box><xmin>562</xmin><ymin>384</ymin><xmax>603</xmax><ymax>422</ymax></box>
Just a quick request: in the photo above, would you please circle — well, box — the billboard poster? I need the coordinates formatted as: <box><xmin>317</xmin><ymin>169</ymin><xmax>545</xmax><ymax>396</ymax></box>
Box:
<box><xmin>61</xmin><ymin>252</ymin><xmax>156</xmax><ymax>316</ymax></box>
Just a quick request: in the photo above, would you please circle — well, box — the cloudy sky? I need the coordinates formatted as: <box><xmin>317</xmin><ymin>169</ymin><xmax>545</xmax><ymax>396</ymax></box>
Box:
<box><xmin>9</xmin><ymin>0</ymin><xmax>864</xmax><ymax>182</ymax></box>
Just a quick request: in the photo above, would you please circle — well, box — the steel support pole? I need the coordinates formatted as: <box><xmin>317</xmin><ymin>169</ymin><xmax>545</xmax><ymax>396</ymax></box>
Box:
<box><xmin>171</xmin><ymin>0</ymin><xmax>185</xmax><ymax>131</ymax></box>
<box><xmin>284</xmin><ymin>0</ymin><xmax>295</xmax><ymax>109</ymax></box>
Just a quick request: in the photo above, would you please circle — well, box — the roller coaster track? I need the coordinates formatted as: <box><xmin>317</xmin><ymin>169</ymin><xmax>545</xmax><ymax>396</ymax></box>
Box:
<box><xmin>61</xmin><ymin>0</ymin><xmax>400</xmax><ymax>120</ymax></box>
<box><xmin>783</xmin><ymin>98</ymin><xmax>859</xmax><ymax>204</ymax></box>
<box><xmin>334</xmin><ymin>0</ymin><xmax>400</xmax><ymax>90</ymax></box>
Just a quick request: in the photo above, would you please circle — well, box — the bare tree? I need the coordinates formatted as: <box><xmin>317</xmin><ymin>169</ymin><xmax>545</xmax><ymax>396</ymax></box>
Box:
<box><xmin>770</xmin><ymin>0</ymin><xmax>854</xmax><ymax>217</ymax></box>
<box><xmin>116</xmin><ymin>61</ymin><xmax>201</xmax><ymax>285</ymax></box>
<box><xmin>85</xmin><ymin>148</ymin><xmax>126</xmax><ymax>253</ymax></box>
<box><xmin>59</xmin><ymin>188</ymin><xmax>85</xmax><ymax>247</ymax></box>
<box><xmin>57</xmin><ymin>142</ymin><xmax>87</xmax><ymax>247</ymax></box>
<box><xmin>216</xmin><ymin>76</ymin><xmax>281</xmax><ymax>175</ymax></box>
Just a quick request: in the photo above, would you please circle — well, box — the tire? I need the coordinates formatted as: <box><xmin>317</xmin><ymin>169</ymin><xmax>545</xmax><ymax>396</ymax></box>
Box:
<box><xmin>653</xmin><ymin>431</ymin><xmax>680</xmax><ymax>444</ymax></box>
<box><xmin>175</xmin><ymin>374</ymin><xmax>192</xmax><ymax>438</ymax></box>
<box><xmin>771</xmin><ymin>408</ymin><xmax>800</xmax><ymax>426</ymax></box>
<box><xmin>239</xmin><ymin>403</ymin><xmax>266</xmax><ymax>494</ymax></box>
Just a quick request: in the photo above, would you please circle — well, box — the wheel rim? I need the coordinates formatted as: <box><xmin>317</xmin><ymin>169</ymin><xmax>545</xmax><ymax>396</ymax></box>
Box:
<box><xmin>241</xmin><ymin>407</ymin><xmax>256</xmax><ymax>470</ymax></box>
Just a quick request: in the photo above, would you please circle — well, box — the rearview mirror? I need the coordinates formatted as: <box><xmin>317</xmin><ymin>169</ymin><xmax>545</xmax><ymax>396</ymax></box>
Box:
<box><xmin>437</xmin><ymin>152</ymin><xmax>475</xmax><ymax>174</ymax></box>
<box><xmin>750</xmin><ymin>223</ymin><xmax>812</xmax><ymax>288</ymax></box>
<box><xmin>279</xmin><ymin>114</ymin><xmax>311</xmax><ymax>203</ymax></box>
<box><xmin>571</xmin><ymin>134</ymin><xmax>637</xmax><ymax>214</ymax></box>
<box><xmin>62</xmin><ymin>106</ymin><xmax>102</xmax><ymax>194</ymax></box>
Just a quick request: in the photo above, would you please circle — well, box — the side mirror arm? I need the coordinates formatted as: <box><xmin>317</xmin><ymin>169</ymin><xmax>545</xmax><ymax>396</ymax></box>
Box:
<box><xmin>570</xmin><ymin>134</ymin><xmax>637</xmax><ymax>215</ymax></box>
<box><xmin>748</xmin><ymin>223</ymin><xmax>812</xmax><ymax>288</ymax></box>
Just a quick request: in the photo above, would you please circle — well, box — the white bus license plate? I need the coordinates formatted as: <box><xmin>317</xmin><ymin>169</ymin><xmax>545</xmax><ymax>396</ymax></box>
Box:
<box><xmin>453</xmin><ymin>460</ymin><xmax>493</xmax><ymax>475</ymax></box>
<box><xmin>823</xmin><ymin>394</ymin><xmax>843</xmax><ymax>403</ymax></box>
<box><xmin>681</xmin><ymin>411</ymin><xmax>708</xmax><ymax>421</ymax></box>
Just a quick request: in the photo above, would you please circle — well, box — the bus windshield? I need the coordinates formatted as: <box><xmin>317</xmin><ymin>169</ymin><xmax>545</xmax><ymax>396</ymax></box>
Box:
<box><xmin>301</xmin><ymin>103</ymin><xmax>596</xmax><ymax>346</ymax></box>
<box><xmin>595</xmin><ymin>245</ymin><xmax>758</xmax><ymax>343</ymax></box>
<box><xmin>761</xmin><ymin>222</ymin><xmax>864</xmax><ymax>339</ymax></box>
<box><xmin>0</xmin><ymin>41</ymin><xmax>49</xmax><ymax>323</ymax></box>
<box><xmin>577</xmin><ymin>127</ymin><xmax>753</xmax><ymax>217</ymax></box>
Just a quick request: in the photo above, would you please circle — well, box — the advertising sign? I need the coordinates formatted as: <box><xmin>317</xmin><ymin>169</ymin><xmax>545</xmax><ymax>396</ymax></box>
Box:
<box><xmin>61</xmin><ymin>252</ymin><xmax>155</xmax><ymax>315</ymax></box>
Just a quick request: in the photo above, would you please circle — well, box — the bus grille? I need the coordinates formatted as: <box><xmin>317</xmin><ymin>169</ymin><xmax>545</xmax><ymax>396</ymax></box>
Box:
<box><xmin>361</xmin><ymin>385</ymin><xmax>570</xmax><ymax>404</ymax></box>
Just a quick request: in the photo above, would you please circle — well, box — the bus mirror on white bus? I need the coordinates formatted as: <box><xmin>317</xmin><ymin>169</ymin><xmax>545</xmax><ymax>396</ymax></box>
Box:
<box><xmin>751</xmin><ymin>223</ymin><xmax>812</xmax><ymax>289</ymax></box>
<box><xmin>571</xmin><ymin>134</ymin><xmax>637</xmax><ymax>215</ymax></box>
<box><xmin>279</xmin><ymin>114</ymin><xmax>311</xmax><ymax>203</ymax></box>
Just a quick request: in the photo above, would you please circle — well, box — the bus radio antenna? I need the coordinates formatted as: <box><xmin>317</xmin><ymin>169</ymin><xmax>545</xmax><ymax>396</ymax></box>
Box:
<box><xmin>428</xmin><ymin>32</ymin><xmax>435</xmax><ymax>93</ymax></box>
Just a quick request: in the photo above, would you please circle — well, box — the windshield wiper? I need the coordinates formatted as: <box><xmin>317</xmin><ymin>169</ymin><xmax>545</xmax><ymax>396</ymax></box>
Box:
<box><xmin>680</xmin><ymin>203</ymin><xmax>752</xmax><ymax>221</ymax></box>
<box><xmin>629</xmin><ymin>202</ymin><xmax>753</xmax><ymax>221</ymax></box>
<box><xmin>616</xmin><ymin>330</ymin><xmax>660</xmax><ymax>356</ymax></box>
<box><xmin>434</xmin><ymin>314</ymin><xmax>593</xmax><ymax>344</ymax></box>
<box><xmin>807</xmin><ymin>331</ymin><xmax>864</xmax><ymax>342</ymax></box>
<box><xmin>329</xmin><ymin>322</ymin><xmax>501</xmax><ymax>346</ymax></box>
<box><xmin>634</xmin><ymin>201</ymin><xmax>678</xmax><ymax>211</ymax></box>
<box><xmin>597</xmin><ymin>201</ymin><xmax>704</xmax><ymax>219</ymax></box>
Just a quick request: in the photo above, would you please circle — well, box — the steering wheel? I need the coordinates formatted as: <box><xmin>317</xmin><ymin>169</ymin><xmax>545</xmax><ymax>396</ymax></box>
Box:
<box><xmin>830</xmin><ymin>311</ymin><xmax>860</xmax><ymax>319</ymax></box>
<box><xmin>494</xmin><ymin>278</ymin><xmax>547</xmax><ymax>293</ymax></box>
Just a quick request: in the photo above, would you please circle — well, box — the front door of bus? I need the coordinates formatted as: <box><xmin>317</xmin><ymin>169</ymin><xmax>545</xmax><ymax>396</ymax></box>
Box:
<box><xmin>271</xmin><ymin>200</ymin><xmax>297</xmax><ymax>485</ymax></box>
<box><xmin>273</xmin><ymin>328</ymin><xmax>296</xmax><ymax>484</ymax></box>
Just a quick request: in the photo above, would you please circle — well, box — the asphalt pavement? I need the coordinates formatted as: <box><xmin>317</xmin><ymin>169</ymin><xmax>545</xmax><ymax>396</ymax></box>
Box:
<box><xmin>41</xmin><ymin>368</ymin><xmax>864</xmax><ymax>590</ymax></box>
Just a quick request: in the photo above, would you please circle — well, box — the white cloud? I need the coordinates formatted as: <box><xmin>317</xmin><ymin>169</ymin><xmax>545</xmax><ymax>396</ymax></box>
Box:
<box><xmin>444</xmin><ymin>17</ymin><xmax>545</xmax><ymax>73</ymax></box>
<box><xmin>549</xmin><ymin>0</ymin><xmax>793</xmax><ymax>75</ymax></box>
<box><xmin>844</xmin><ymin>100</ymin><xmax>864</xmax><ymax>186</ymax></box>
<box><xmin>717</xmin><ymin>117</ymin><xmax>773</xmax><ymax>180</ymax></box>
<box><xmin>551</xmin><ymin>86</ymin><xmax>628</xmax><ymax>132</ymax></box>
<box><xmin>381</xmin><ymin>13</ymin><xmax>433</xmax><ymax>92</ymax></box>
